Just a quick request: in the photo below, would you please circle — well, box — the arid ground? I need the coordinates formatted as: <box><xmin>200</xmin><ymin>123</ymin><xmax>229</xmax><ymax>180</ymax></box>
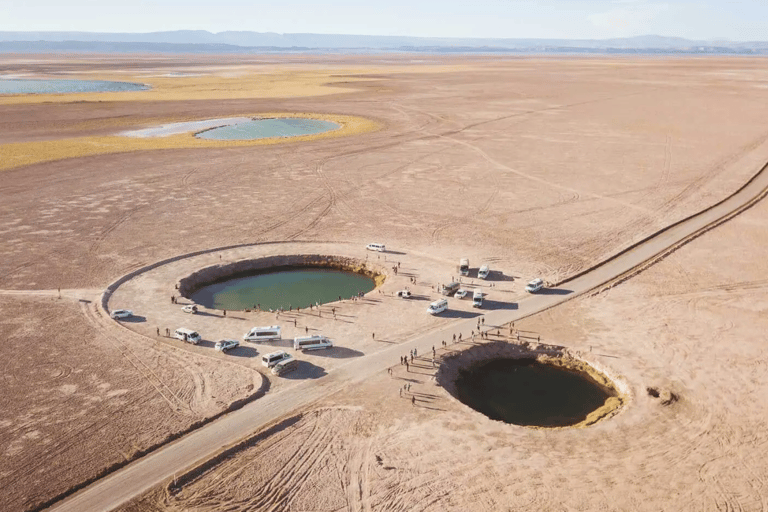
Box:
<box><xmin>2</xmin><ymin>54</ymin><xmax>768</xmax><ymax>511</ymax></box>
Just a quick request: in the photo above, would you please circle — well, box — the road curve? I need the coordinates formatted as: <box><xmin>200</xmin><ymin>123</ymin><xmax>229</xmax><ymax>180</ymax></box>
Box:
<box><xmin>49</xmin><ymin>161</ymin><xmax>768</xmax><ymax>512</ymax></box>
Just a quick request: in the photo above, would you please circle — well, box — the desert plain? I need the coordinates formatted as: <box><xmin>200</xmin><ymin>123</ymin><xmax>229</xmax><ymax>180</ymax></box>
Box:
<box><xmin>1</xmin><ymin>54</ymin><xmax>768</xmax><ymax>511</ymax></box>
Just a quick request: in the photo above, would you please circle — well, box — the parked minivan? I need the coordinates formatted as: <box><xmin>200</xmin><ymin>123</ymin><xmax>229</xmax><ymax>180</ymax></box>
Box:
<box><xmin>478</xmin><ymin>264</ymin><xmax>490</xmax><ymax>279</ymax></box>
<box><xmin>293</xmin><ymin>335</ymin><xmax>333</xmax><ymax>351</ymax></box>
<box><xmin>427</xmin><ymin>298</ymin><xmax>448</xmax><ymax>315</ymax></box>
<box><xmin>174</xmin><ymin>328</ymin><xmax>201</xmax><ymax>345</ymax></box>
<box><xmin>262</xmin><ymin>350</ymin><xmax>291</xmax><ymax>368</ymax></box>
<box><xmin>244</xmin><ymin>325</ymin><xmax>281</xmax><ymax>342</ymax></box>
<box><xmin>366</xmin><ymin>243</ymin><xmax>386</xmax><ymax>252</ymax></box>
<box><xmin>472</xmin><ymin>289</ymin><xmax>484</xmax><ymax>308</ymax></box>
<box><xmin>525</xmin><ymin>278</ymin><xmax>544</xmax><ymax>293</ymax></box>
<box><xmin>271</xmin><ymin>357</ymin><xmax>299</xmax><ymax>376</ymax></box>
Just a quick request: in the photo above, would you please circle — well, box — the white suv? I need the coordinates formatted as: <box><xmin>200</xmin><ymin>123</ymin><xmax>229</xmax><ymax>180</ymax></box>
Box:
<box><xmin>215</xmin><ymin>339</ymin><xmax>240</xmax><ymax>352</ymax></box>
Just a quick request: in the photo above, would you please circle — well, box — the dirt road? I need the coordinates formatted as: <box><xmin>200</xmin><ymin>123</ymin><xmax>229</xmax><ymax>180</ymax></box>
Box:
<box><xmin>49</xmin><ymin>157</ymin><xmax>768</xmax><ymax>512</ymax></box>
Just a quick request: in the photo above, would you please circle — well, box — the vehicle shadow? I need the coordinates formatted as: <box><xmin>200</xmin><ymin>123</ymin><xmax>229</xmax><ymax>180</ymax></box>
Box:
<box><xmin>400</xmin><ymin>294</ymin><xmax>431</xmax><ymax>302</ymax></box>
<box><xmin>308</xmin><ymin>346</ymin><xmax>364</xmax><ymax>359</ymax></box>
<box><xmin>251</xmin><ymin>339</ymin><xmax>294</xmax><ymax>350</ymax></box>
<box><xmin>488</xmin><ymin>270</ymin><xmax>517</xmax><ymax>282</ymax></box>
<box><xmin>228</xmin><ymin>346</ymin><xmax>259</xmax><ymax>358</ymax></box>
<box><xmin>384</xmin><ymin>250</ymin><xmax>406</xmax><ymax>255</ymax></box>
<box><xmin>479</xmin><ymin>300</ymin><xmax>518</xmax><ymax>311</ymax></box>
<box><xmin>539</xmin><ymin>288</ymin><xmax>573</xmax><ymax>296</ymax></box>
<box><xmin>283</xmin><ymin>361</ymin><xmax>327</xmax><ymax>380</ymax></box>
<box><xmin>441</xmin><ymin>310</ymin><xmax>482</xmax><ymax>319</ymax></box>
<box><xmin>120</xmin><ymin>315</ymin><xmax>146</xmax><ymax>323</ymax></box>
<box><xmin>190</xmin><ymin>310</ymin><xmax>220</xmax><ymax>318</ymax></box>
<box><xmin>196</xmin><ymin>339</ymin><xmax>216</xmax><ymax>349</ymax></box>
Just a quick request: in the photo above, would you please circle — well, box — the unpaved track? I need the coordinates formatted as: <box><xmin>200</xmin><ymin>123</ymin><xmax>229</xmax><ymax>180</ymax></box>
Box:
<box><xmin>50</xmin><ymin>161</ymin><xmax>768</xmax><ymax>512</ymax></box>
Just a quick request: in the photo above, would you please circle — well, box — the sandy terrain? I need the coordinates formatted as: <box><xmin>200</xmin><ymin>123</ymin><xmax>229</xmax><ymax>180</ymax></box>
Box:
<box><xmin>119</xmin><ymin>196</ymin><xmax>768</xmax><ymax>512</ymax></box>
<box><xmin>1</xmin><ymin>54</ymin><xmax>768</xmax><ymax>510</ymax></box>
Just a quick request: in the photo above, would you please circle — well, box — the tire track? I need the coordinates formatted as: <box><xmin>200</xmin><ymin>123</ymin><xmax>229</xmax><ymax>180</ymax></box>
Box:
<box><xmin>79</xmin><ymin>299</ymin><xmax>191</xmax><ymax>414</ymax></box>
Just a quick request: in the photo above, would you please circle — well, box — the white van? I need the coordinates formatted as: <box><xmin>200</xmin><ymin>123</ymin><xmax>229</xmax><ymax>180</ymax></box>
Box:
<box><xmin>271</xmin><ymin>357</ymin><xmax>299</xmax><ymax>376</ymax></box>
<box><xmin>525</xmin><ymin>278</ymin><xmax>544</xmax><ymax>293</ymax></box>
<box><xmin>427</xmin><ymin>298</ymin><xmax>448</xmax><ymax>315</ymax></box>
<box><xmin>478</xmin><ymin>264</ymin><xmax>490</xmax><ymax>279</ymax></box>
<box><xmin>244</xmin><ymin>325</ymin><xmax>281</xmax><ymax>342</ymax></box>
<box><xmin>294</xmin><ymin>335</ymin><xmax>333</xmax><ymax>351</ymax></box>
<box><xmin>174</xmin><ymin>328</ymin><xmax>201</xmax><ymax>345</ymax></box>
<box><xmin>262</xmin><ymin>350</ymin><xmax>291</xmax><ymax>368</ymax></box>
<box><xmin>473</xmin><ymin>290</ymin><xmax>484</xmax><ymax>308</ymax></box>
<box><xmin>459</xmin><ymin>258</ymin><xmax>470</xmax><ymax>276</ymax></box>
<box><xmin>366</xmin><ymin>243</ymin><xmax>386</xmax><ymax>252</ymax></box>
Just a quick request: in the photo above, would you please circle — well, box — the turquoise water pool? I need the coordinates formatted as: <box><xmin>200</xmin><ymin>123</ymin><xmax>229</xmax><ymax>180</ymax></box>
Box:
<box><xmin>195</xmin><ymin>117</ymin><xmax>340</xmax><ymax>140</ymax></box>
<box><xmin>0</xmin><ymin>79</ymin><xmax>148</xmax><ymax>94</ymax></box>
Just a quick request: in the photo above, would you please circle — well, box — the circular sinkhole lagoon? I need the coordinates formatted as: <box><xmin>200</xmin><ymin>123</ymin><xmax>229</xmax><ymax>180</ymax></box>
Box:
<box><xmin>453</xmin><ymin>357</ymin><xmax>620</xmax><ymax>428</ymax></box>
<box><xmin>0</xmin><ymin>78</ymin><xmax>148</xmax><ymax>94</ymax></box>
<box><xmin>195</xmin><ymin>117</ymin><xmax>340</xmax><ymax>140</ymax></box>
<box><xmin>188</xmin><ymin>267</ymin><xmax>376</xmax><ymax>311</ymax></box>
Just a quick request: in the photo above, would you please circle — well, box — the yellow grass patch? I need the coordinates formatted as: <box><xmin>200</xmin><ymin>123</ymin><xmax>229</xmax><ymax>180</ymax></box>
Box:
<box><xmin>0</xmin><ymin>113</ymin><xmax>379</xmax><ymax>172</ymax></box>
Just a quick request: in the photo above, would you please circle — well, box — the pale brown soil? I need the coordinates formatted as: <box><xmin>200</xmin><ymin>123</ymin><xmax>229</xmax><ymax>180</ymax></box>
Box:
<box><xmin>2</xmin><ymin>54</ymin><xmax>768</xmax><ymax>511</ymax></box>
<box><xmin>118</xmin><ymin>196</ymin><xmax>768</xmax><ymax>512</ymax></box>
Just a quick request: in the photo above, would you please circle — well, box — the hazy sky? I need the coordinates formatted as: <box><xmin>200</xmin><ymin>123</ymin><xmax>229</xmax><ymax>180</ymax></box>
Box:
<box><xmin>3</xmin><ymin>0</ymin><xmax>766</xmax><ymax>41</ymax></box>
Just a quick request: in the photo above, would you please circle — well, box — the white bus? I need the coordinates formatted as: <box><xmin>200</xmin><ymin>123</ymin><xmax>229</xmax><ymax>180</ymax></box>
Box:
<box><xmin>244</xmin><ymin>325</ymin><xmax>281</xmax><ymax>342</ymax></box>
<box><xmin>478</xmin><ymin>264</ymin><xmax>490</xmax><ymax>279</ymax></box>
<box><xmin>427</xmin><ymin>298</ymin><xmax>448</xmax><ymax>315</ymax></box>
<box><xmin>366</xmin><ymin>243</ymin><xmax>386</xmax><ymax>252</ymax></box>
<box><xmin>459</xmin><ymin>258</ymin><xmax>470</xmax><ymax>276</ymax></box>
<box><xmin>293</xmin><ymin>335</ymin><xmax>333</xmax><ymax>351</ymax></box>
<box><xmin>271</xmin><ymin>357</ymin><xmax>299</xmax><ymax>376</ymax></box>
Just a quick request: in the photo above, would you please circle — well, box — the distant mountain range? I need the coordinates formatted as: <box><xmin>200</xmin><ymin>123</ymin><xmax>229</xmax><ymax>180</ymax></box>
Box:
<box><xmin>1</xmin><ymin>31</ymin><xmax>767</xmax><ymax>54</ymax></box>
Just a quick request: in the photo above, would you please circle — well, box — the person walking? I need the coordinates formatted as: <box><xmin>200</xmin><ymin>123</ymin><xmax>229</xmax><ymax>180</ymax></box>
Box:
<box><xmin>405</xmin><ymin>360</ymin><xmax>409</xmax><ymax>372</ymax></box>
<box><xmin>305</xmin><ymin>326</ymin><xmax>309</xmax><ymax>334</ymax></box>
<box><xmin>372</xmin><ymin>332</ymin><xmax>375</xmax><ymax>340</ymax></box>
<box><xmin>156</xmin><ymin>327</ymin><xmax>160</xmax><ymax>336</ymax></box>
<box><xmin>412</xmin><ymin>395</ymin><xmax>416</xmax><ymax>407</ymax></box>
<box><xmin>223</xmin><ymin>310</ymin><xmax>226</xmax><ymax>317</ymax></box>
<box><xmin>414</xmin><ymin>348</ymin><xmax>418</xmax><ymax>358</ymax></box>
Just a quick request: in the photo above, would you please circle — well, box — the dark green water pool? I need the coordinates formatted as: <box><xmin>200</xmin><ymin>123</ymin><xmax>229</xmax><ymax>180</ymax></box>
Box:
<box><xmin>189</xmin><ymin>268</ymin><xmax>375</xmax><ymax>311</ymax></box>
<box><xmin>195</xmin><ymin>117</ymin><xmax>339</xmax><ymax>140</ymax></box>
<box><xmin>455</xmin><ymin>358</ymin><xmax>614</xmax><ymax>427</ymax></box>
